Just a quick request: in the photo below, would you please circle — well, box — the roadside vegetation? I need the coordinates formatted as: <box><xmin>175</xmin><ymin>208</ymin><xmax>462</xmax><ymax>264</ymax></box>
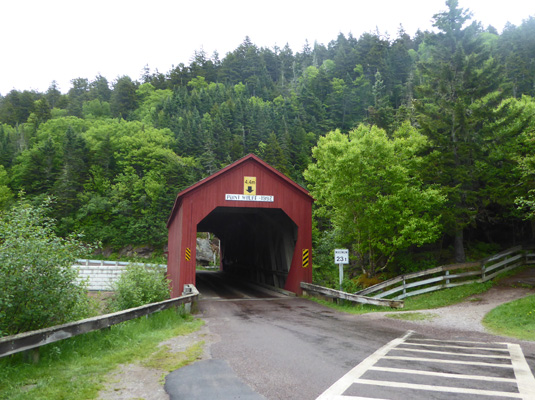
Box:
<box><xmin>0</xmin><ymin>198</ymin><xmax>98</xmax><ymax>337</ymax></box>
<box><xmin>483</xmin><ymin>295</ymin><xmax>535</xmax><ymax>341</ymax></box>
<box><xmin>0</xmin><ymin>199</ymin><xmax>194</xmax><ymax>400</ymax></box>
<box><xmin>308</xmin><ymin>281</ymin><xmax>495</xmax><ymax>314</ymax></box>
<box><xmin>108</xmin><ymin>262</ymin><xmax>171</xmax><ymax>312</ymax></box>
<box><xmin>0</xmin><ymin>309</ymin><xmax>203</xmax><ymax>400</ymax></box>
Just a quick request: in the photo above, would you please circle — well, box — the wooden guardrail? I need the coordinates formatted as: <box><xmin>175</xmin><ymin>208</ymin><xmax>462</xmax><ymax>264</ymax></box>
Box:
<box><xmin>300</xmin><ymin>282</ymin><xmax>403</xmax><ymax>308</ymax></box>
<box><xmin>355</xmin><ymin>245</ymin><xmax>532</xmax><ymax>300</ymax></box>
<box><xmin>0</xmin><ymin>284</ymin><xmax>199</xmax><ymax>361</ymax></box>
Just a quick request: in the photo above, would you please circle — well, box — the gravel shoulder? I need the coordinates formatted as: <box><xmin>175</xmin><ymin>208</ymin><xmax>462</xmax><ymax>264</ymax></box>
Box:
<box><xmin>361</xmin><ymin>285</ymin><xmax>534</xmax><ymax>333</ymax></box>
<box><xmin>98</xmin><ymin>324</ymin><xmax>218</xmax><ymax>400</ymax></box>
<box><xmin>361</xmin><ymin>267</ymin><xmax>535</xmax><ymax>334</ymax></box>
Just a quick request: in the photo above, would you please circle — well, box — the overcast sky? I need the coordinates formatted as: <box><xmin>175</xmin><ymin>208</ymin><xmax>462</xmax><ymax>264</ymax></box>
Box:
<box><xmin>0</xmin><ymin>0</ymin><xmax>533</xmax><ymax>96</ymax></box>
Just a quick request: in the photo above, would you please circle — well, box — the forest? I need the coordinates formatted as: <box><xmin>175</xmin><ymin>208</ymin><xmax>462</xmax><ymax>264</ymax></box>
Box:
<box><xmin>0</xmin><ymin>0</ymin><xmax>534</xmax><ymax>285</ymax></box>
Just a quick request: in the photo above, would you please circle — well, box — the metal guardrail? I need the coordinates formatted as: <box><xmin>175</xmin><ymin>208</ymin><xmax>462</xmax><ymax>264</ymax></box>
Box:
<box><xmin>75</xmin><ymin>259</ymin><xmax>167</xmax><ymax>268</ymax></box>
<box><xmin>355</xmin><ymin>246</ymin><xmax>532</xmax><ymax>300</ymax></box>
<box><xmin>300</xmin><ymin>282</ymin><xmax>403</xmax><ymax>308</ymax></box>
<box><xmin>0</xmin><ymin>285</ymin><xmax>198</xmax><ymax>361</ymax></box>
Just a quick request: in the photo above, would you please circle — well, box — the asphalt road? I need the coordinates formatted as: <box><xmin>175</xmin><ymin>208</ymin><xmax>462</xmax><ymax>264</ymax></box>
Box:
<box><xmin>165</xmin><ymin>272</ymin><xmax>535</xmax><ymax>400</ymax></box>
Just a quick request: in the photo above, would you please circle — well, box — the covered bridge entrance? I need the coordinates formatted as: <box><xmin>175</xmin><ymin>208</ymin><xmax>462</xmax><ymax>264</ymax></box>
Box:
<box><xmin>166</xmin><ymin>154</ymin><xmax>313</xmax><ymax>297</ymax></box>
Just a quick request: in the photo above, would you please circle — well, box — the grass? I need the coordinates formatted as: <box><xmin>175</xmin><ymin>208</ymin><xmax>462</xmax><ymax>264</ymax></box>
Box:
<box><xmin>142</xmin><ymin>341</ymin><xmax>204</xmax><ymax>372</ymax></box>
<box><xmin>483</xmin><ymin>295</ymin><xmax>535</xmax><ymax>341</ymax></box>
<box><xmin>402</xmin><ymin>281</ymin><xmax>494</xmax><ymax>310</ymax></box>
<box><xmin>0</xmin><ymin>308</ymin><xmax>204</xmax><ymax>400</ymax></box>
<box><xmin>307</xmin><ymin>281</ymin><xmax>495</xmax><ymax>314</ymax></box>
<box><xmin>386</xmin><ymin>312</ymin><xmax>436</xmax><ymax>321</ymax></box>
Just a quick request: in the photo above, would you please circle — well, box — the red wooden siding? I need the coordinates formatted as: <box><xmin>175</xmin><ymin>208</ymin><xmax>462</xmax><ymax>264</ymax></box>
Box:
<box><xmin>166</xmin><ymin>154</ymin><xmax>313</xmax><ymax>296</ymax></box>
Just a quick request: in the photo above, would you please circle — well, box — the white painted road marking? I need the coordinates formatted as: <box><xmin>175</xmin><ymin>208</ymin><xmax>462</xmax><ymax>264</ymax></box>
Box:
<box><xmin>316</xmin><ymin>331</ymin><xmax>535</xmax><ymax>400</ymax></box>
<box><xmin>316</xmin><ymin>331</ymin><xmax>414</xmax><ymax>400</ymax></box>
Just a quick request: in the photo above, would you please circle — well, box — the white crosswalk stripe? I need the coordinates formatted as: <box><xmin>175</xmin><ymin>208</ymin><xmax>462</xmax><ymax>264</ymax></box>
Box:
<box><xmin>317</xmin><ymin>331</ymin><xmax>535</xmax><ymax>400</ymax></box>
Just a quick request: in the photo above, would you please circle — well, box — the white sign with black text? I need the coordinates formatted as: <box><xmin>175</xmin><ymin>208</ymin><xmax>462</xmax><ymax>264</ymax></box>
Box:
<box><xmin>334</xmin><ymin>249</ymin><xmax>349</xmax><ymax>264</ymax></box>
<box><xmin>335</xmin><ymin>248</ymin><xmax>349</xmax><ymax>291</ymax></box>
<box><xmin>225</xmin><ymin>194</ymin><xmax>274</xmax><ymax>202</ymax></box>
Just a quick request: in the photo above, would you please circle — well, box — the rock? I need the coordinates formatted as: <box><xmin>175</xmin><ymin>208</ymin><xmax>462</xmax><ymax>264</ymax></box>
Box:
<box><xmin>133</xmin><ymin>246</ymin><xmax>154</xmax><ymax>259</ymax></box>
<box><xmin>94</xmin><ymin>246</ymin><xmax>114</xmax><ymax>258</ymax></box>
<box><xmin>196</xmin><ymin>238</ymin><xmax>215</xmax><ymax>265</ymax></box>
<box><xmin>118</xmin><ymin>245</ymin><xmax>134</xmax><ymax>258</ymax></box>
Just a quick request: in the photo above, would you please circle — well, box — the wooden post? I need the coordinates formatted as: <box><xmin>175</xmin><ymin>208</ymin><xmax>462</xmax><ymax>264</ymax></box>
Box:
<box><xmin>23</xmin><ymin>348</ymin><xmax>39</xmax><ymax>364</ymax></box>
<box><xmin>445</xmin><ymin>270</ymin><xmax>450</xmax><ymax>285</ymax></box>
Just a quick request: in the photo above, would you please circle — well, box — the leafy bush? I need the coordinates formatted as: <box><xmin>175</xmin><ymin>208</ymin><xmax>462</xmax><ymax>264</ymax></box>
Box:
<box><xmin>0</xmin><ymin>199</ymin><xmax>95</xmax><ymax>337</ymax></box>
<box><xmin>109</xmin><ymin>263</ymin><xmax>170</xmax><ymax>311</ymax></box>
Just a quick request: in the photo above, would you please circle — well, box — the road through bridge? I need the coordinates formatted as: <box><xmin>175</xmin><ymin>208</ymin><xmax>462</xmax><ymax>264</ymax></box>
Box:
<box><xmin>165</xmin><ymin>272</ymin><xmax>535</xmax><ymax>400</ymax></box>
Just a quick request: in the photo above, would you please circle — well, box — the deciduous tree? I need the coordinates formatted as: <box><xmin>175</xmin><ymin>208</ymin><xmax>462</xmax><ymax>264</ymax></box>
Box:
<box><xmin>305</xmin><ymin>123</ymin><xmax>445</xmax><ymax>277</ymax></box>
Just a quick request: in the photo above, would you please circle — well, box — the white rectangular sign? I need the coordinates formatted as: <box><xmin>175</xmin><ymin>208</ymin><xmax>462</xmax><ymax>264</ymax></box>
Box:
<box><xmin>225</xmin><ymin>194</ymin><xmax>274</xmax><ymax>202</ymax></box>
<box><xmin>334</xmin><ymin>249</ymin><xmax>349</xmax><ymax>264</ymax></box>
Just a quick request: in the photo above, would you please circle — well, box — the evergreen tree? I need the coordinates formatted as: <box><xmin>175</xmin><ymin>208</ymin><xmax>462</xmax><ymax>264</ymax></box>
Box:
<box><xmin>67</xmin><ymin>78</ymin><xmax>90</xmax><ymax>117</ymax></box>
<box><xmin>414</xmin><ymin>0</ymin><xmax>504</xmax><ymax>261</ymax></box>
<box><xmin>53</xmin><ymin>126</ymin><xmax>89</xmax><ymax>228</ymax></box>
<box><xmin>111</xmin><ymin>76</ymin><xmax>138</xmax><ymax>119</ymax></box>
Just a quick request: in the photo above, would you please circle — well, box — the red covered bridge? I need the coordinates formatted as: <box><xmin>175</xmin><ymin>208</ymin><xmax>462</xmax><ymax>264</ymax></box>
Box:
<box><xmin>166</xmin><ymin>154</ymin><xmax>313</xmax><ymax>297</ymax></box>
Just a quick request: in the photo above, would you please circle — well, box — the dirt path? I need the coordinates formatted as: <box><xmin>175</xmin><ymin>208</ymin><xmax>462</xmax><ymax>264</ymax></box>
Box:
<box><xmin>362</xmin><ymin>267</ymin><xmax>535</xmax><ymax>333</ymax></box>
<box><xmin>97</xmin><ymin>324</ymin><xmax>218</xmax><ymax>400</ymax></box>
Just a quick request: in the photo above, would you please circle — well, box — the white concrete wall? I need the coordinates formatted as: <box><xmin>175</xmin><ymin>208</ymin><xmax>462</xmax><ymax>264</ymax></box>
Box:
<box><xmin>73</xmin><ymin>260</ymin><xmax>166</xmax><ymax>291</ymax></box>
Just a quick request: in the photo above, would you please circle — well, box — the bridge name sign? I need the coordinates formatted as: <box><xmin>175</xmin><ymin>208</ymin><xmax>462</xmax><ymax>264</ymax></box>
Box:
<box><xmin>225</xmin><ymin>194</ymin><xmax>274</xmax><ymax>202</ymax></box>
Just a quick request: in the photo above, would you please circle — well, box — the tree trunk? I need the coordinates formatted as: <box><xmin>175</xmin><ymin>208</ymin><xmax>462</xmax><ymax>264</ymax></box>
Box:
<box><xmin>454</xmin><ymin>228</ymin><xmax>466</xmax><ymax>263</ymax></box>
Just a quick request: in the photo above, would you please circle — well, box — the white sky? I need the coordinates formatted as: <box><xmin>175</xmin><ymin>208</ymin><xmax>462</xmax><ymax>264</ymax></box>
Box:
<box><xmin>0</xmin><ymin>0</ymin><xmax>533</xmax><ymax>96</ymax></box>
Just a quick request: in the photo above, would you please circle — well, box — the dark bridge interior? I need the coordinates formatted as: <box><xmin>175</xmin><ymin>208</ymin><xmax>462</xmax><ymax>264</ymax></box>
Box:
<box><xmin>197</xmin><ymin>207</ymin><xmax>297</xmax><ymax>288</ymax></box>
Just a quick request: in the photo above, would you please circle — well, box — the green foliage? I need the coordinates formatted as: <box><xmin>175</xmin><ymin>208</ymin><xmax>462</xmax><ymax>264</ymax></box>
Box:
<box><xmin>0</xmin><ymin>199</ymin><xmax>94</xmax><ymax>336</ymax></box>
<box><xmin>311</xmin><ymin>227</ymin><xmax>338</xmax><ymax>287</ymax></box>
<box><xmin>483</xmin><ymin>295</ymin><xmax>535</xmax><ymax>340</ymax></box>
<box><xmin>0</xmin><ymin>309</ymin><xmax>203</xmax><ymax>400</ymax></box>
<box><xmin>109</xmin><ymin>263</ymin><xmax>170</xmax><ymax>311</ymax></box>
<box><xmin>0</xmin><ymin>6</ymin><xmax>534</xmax><ymax>259</ymax></box>
<box><xmin>82</xmin><ymin>99</ymin><xmax>111</xmax><ymax>120</ymax></box>
<box><xmin>392</xmin><ymin>252</ymin><xmax>440</xmax><ymax>275</ymax></box>
<box><xmin>305</xmin><ymin>123</ymin><xmax>446</xmax><ymax>277</ymax></box>
<box><xmin>0</xmin><ymin>165</ymin><xmax>13</xmax><ymax>209</ymax></box>
<box><xmin>414</xmin><ymin>0</ymin><xmax>506</xmax><ymax>261</ymax></box>
<box><xmin>503</xmin><ymin>96</ymin><xmax>535</xmax><ymax>219</ymax></box>
<box><xmin>402</xmin><ymin>281</ymin><xmax>494</xmax><ymax>311</ymax></box>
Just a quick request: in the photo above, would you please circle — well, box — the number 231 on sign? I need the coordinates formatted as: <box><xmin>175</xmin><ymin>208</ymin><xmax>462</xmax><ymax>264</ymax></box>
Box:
<box><xmin>334</xmin><ymin>249</ymin><xmax>349</xmax><ymax>264</ymax></box>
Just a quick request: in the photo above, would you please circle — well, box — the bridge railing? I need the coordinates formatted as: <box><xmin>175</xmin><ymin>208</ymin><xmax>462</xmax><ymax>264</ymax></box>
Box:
<box><xmin>0</xmin><ymin>285</ymin><xmax>198</xmax><ymax>361</ymax></box>
<box><xmin>356</xmin><ymin>245</ymin><xmax>532</xmax><ymax>300</ymax></box>
<box><xmin>300</xmin><ymin>282</ymin><xmax>403</xmax><ymax>308</ymax></box>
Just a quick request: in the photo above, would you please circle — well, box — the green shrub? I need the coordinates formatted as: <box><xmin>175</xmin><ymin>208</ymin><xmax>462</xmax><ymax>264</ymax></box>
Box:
<box><xmin>0</xmin><ymin>199</ymin><xmax>95</xmax><ymax>337</ymax></box>
<box><xmin>109</xmin><ymin>263</ymin><xmax>170</xmax><ymax>311</ymax></box>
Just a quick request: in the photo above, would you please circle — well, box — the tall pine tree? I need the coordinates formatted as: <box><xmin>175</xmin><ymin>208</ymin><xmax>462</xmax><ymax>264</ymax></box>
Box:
<box><xmin>415</xmin><ymin>0</ymin><xmax>504</xmax><ymax>261</ymax></box>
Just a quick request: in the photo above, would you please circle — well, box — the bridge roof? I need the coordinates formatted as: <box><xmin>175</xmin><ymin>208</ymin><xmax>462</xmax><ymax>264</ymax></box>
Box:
<box><xmin>167</xmin><ymin>154</ymin><xmax>313</xmax><ymax>227</ymax></box>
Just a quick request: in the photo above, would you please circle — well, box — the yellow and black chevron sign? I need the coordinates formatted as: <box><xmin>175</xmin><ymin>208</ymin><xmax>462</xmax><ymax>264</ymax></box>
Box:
<box><xmin>302</xmin><ymin>249</ymin><xmax>310</xmax><ymax>268</ymax></box>
<box><xmin>185</xmin><ymin>247</ymin><xmax>191</xmax><ymax>261</ymax></box>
